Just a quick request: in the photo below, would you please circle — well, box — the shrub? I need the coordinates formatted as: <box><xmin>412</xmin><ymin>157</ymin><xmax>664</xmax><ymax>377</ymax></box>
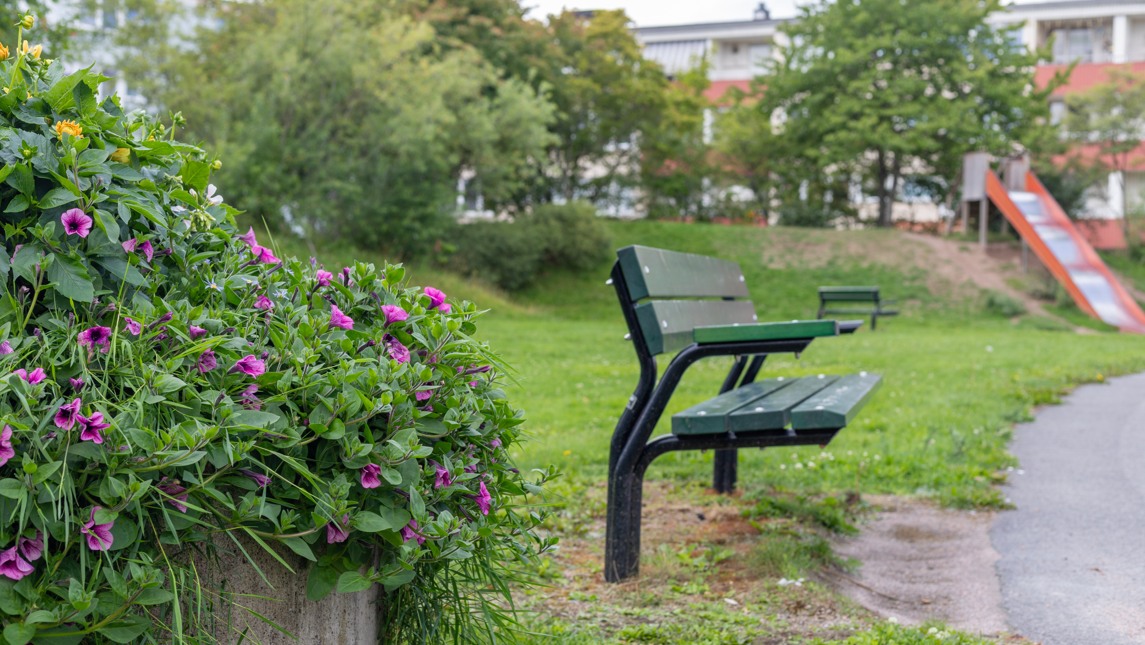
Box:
<box><xmin>450</xmin><ymin>202</ymin><xmax>610</xmax><ymax>292</ymax></box>
<box><xmin>777</xmin><ymin>202</ymin><xmax>838</xmax><ymax>228</ymax></box>
<box><xmin>0</xmin><ymin>28</ymin><xmax>551</xmax><ymax>644</ymax></box>
<box><xmin>983</xmin><ymin>291</ymin><xmax>1027</xmax><ymax>318</ymax></box>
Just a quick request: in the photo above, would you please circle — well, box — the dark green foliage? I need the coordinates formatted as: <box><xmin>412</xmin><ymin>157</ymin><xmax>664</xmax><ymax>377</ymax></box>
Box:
<box><xmin>450</xmin><ymin>202</ymin><xmax>610</xmax><ymax>292</ymax></box>
<box><xmin>777</xmin><ymin>202</ymin><xmax>840</xmax><ymax>228</ymax></box>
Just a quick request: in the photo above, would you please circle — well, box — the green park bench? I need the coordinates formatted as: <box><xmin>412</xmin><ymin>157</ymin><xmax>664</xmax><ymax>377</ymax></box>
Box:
<box><xmin>817</xmin><ymin>286</ymin><xmax>899</xmax><ymax>331</ymax></box>
<box><xmin>605</xmin><ymin>245</ymin><xmax>882</xmax><ymax>582</ymax></box>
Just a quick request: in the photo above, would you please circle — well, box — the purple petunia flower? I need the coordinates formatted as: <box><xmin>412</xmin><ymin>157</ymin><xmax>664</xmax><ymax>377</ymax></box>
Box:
<box><xmin>0</xmin><ymin>425</ymin><xmax>13</xmax><ymax>467</ymax></box>
<box><xmin>434</xmin><ymin>465</ymin><xmax>452</xmax><ymax>489</ymax></box>
<box><xmin>239</xmin><ymin>227</ymin><xmax>258</xmax><ymax>248</ymax></box>
<box><xmin>341</xmin><ymin>267</ymin><xmax>352</xmax><ymax>286</ymax></box>
<box><xmin>400</xmin><ymin>519</ymin><xmax>425</xmax><ymax>546</ymax></box>
<box><xmin>326</xmin><ymin>514</ymin><xmax>350</xmax><ymax>544</ymax></box>
<box><xmin>82</xmin><ymin>507</ymin><xmax>114</xmax><ymax>551</ymax></box>
<box><xmin>424</xmin><ymin>287</ymin><xmax>446</xmax><ymax>310</ymax></box>
<box><xmin>78</xmin><ymin>326</ymin><xmax>112</xmax><ymax>354</ymax></box>
<box><xmin>230</xmin><ymin>355</ymin><xmax>265</xmax><ymax>377</ymax></box>
<box><xmin>240</xmin><ymin>469</ymin><xmax>270</xmax><ymax>488</ymax></box>
<box><xmin>189</xmin><ymin>325</ymin><xmax>208</xmax><ymax>340</ymax></box>
<box><xmin>438</xmin><ymin>302</ymin><xmax>452</xmax><ymax>314</ymax></box>
<box><xmin>158</xmin><ymin>479</ymin><xmax>189</xmax><ymax>513</ymax></box>
<box><xmin>14</xmin><ymin>368</ymin><xmax>45</xmax><ymax>385</ymax></box>
<box><xmin>121</xmin><ymin>238</ymin><xmax>137</xmax><ymax>253</ymax></box>
<box><xmin>0</xmin><ymin>341</ymin><xmax>11</xmax><ymax>355</ymax></box>
<box><xmin>198</xmin><ymin>349</ymin><xmax>217</xmax><ymax>374</ymax></box>
<box><xmin>139</xmin><ymin>240</ymin><xmax>154</xmax><ymax>262</ymax></box>
<box><xmin>251</xmin><ymin>245</ymin><xmax>281</xmax><ymax>265</ymax></box>
<box><xmin>123</xmin><ymin>317</ymin><xmax>142</xmax><ymax>336</ymax></box>
<box><xmin>0</xmin><ymin>545</ymin><xmax>33</xmax><ymax>581</ymax></box>
<box><xmin>239</xmin><ymin>384</ymin><xmax>262</xmax><ymax>410</ymax></box>
<box><xmin>69</xmin><ymin>377</ymin><xmax>85</xmax><ymax>391</ymax></box>
<box><xmin>17</xmin><ymin>531</ymin><xmax>43</xmax><ymax>562</ymax></box>
<box><xmin>329</xmin><ymin>305</ymin><xmax>354</xmax><ymax>330</ymax></box>
<box><xmin>316</xmin><ymin>270</ymin><xmax>333</xmax><ymax>287</ymax></box>
<box><xmin>77</xmin><ymin>411</ymin><xmax>109</xmax><ymax>444</ymax></box>
<box><xmin>385</xmin><ymin>336</ymin><xmax>410</xmax><ymax>364</ymax></box>
<box><xmin>360</xmin><ymin>463</ymin><xmax>381</xmax><ymax>489</ymax></box>
<box><xmin>382</xmin><ymin>305</ymin><xmax>408</xmax><ymax>325</ymax></box>
<box><xmin>472</xmin><ymin>481</ymin><xmax>492</xmax><ymax>516</ymax></box>
<box><xmin>254</xmin><ymin>295</ymin><xmax>273</xmax><ymax>311</ymax></box>
<box><xmin>61</xmin><ymin>208</ymin><xmax>93</xmax><ymax>238</ymax></box>
<box><xmin>54</xmin><ymin>398</ymin><xmax>82</xmax><ymax>430</ymax></box>
<box><xmin>416</xmin><ymin>390</ymin><xmax>432</xmax><ymax>402</ymax></box>
<box><xmin>491</xmin><ymin>438</ymin><xmax>502</xmax><ymax>449</ymax></box>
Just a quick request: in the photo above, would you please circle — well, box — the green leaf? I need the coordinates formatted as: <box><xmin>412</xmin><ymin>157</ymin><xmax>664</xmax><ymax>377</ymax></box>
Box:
<box><xmin>2</xmin><ymin>623</ymin><xmax>35</xmax><ymax>645</ymax></box>
<box><xmin>381</xmin><ymin>467</ymin><xmax>402</xmax><ymax>486</ymax></box>
<box><xmin>227</xmin><ymin>410</ymin><xmax>280</xmax><ymax>428</ymax></box>
<box><xmin>352</xmin><ymin>508</ymin><xmax>410</xmax><ymax>533</ymax></box>
<box><xmin>335</xmin><ymin>571</ymin><xmax>373</xmax><ymax>594</ymax></box>
<box><xmin>94</xmin><ymin>258</ymin><xmax>144</xmax><ymax>287</ymax></box>
<box><xmin>282</xmin><ymin>537</ymin><xmax>316</xmax><ymax>562</ymax></box>
<box><xmin>0</xmin><ymin>479</ymin><xmax>23</xmax><ymax>500</ymax></box>
<box><xmin>180</xmin><ymin>159</ymin><xmax>211</xmax><ymax>193</ymax></box>
<box><xmin>103</xmin><ymin>567</ymin><xmax>128</xmax><ymax>599</ymax></box>
<box><xmin>46</xmin><ymin>254</ymin><xmax>95</xmax><ymax>303</ymax></box>
<box><xmin>134</xmin><ymin>588</ymin><xmax>175</xmax><ymax>606</ymax></box>
<box><xmin>3</xmin><ymin>196</ymin><xmax>29</xmax><ymax>213</ymax></box>
<box><xmin>0</xmin><ymin>579</ymin><xmax>23</xmax><ymax>614</ymax></box>
<box><xmin>43</xmin><ymin>67</ymin><xmax>89</xmax><ymax>113</ymax></box>
<box><xmin>10</xmin><ymin>246</ymin><xmax>38</xmax><ymax>283</ymax></box>
<box><xmin>94</xmin><ymin>617</ymin><xmax>151</xmax><ymax>644</ymax></box>
<box><xmin>4</xmin><ymin>164</ymin><xmax>33</xmax><ymax>197</ymax></box>
<box><xmin>38</xmin><ymin>188</ymin><xmax>78</xmax><ymax>209</ymax></box>
<box><xmin>32</xmin><ymin>461</ymin><xmax>62</xmax><ymax>485</ymax></box>
<box><xmin>381</xmin><ymin>567</ymin><xmax>416</xmax><ymax>592</ymax></box>
<box><xmin>305</xmin><ymin>565</ymin><xmax>338</xmax><ymax>602</ymax></box>
<box><xmin>154</xmin><ymin>374</ymin><xmax>186</xmax><ymax>393</ymax></box>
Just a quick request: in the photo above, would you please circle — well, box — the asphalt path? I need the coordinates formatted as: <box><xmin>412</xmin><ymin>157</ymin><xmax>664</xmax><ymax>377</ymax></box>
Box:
<box><xmin>991</xmin><ymin>371</ymin><xmax>1145</xmax><ymax>645</ymax></box>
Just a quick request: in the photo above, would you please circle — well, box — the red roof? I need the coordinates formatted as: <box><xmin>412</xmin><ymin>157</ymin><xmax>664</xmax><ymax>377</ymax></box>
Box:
<box><xmin>703</xmin><ymin>79</ymin><xmax>752</xmax><ymax>102</ymax></box>
<box><xmin>1073</xmin><ymin>218</ymin><xmax>1127</xmax><ymax>250</ymax></box>
<box><xmin>1056</xmin><ymin>141</ymin><xmax>1145</xmax><ymax>173</ymax></box>
<box><xmin>1035</xmin><ymin>61</ymin><xmax>1145</xmax><ymax>96</ymax></box>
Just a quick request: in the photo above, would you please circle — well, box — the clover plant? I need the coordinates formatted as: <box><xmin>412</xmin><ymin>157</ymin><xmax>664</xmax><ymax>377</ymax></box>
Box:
<box><xmin>0</xmin><ymin>17</ymin><xmax>552</xmax><ymax>644</ymax></box>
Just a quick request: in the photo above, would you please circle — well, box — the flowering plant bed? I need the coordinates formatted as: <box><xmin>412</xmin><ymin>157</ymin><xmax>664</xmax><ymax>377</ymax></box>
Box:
<box><xmin>0</xmin><ymin>18</ymin><xmax>550</xmax><ymax>645</ymax></box>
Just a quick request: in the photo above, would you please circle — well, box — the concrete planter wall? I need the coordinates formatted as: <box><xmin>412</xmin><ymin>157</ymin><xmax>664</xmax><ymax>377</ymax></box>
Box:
<box><xmin>197</xmin><ymin>536</ymin><xmax>379</xmax><ymax>644</ymax></box>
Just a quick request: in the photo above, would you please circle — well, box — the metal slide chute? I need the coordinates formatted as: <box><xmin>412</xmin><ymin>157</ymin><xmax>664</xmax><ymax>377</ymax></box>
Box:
<box><xmin>983</xmin><ymin>169</ymin><xmax>1145</xmax><ymax>333</ymax></box>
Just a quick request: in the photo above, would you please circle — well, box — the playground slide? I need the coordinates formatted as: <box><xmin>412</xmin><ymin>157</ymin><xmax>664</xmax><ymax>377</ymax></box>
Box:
<box><xmin>984</xmin><ymin>171</ymin><xmax>1145</xmax><ymax>333</ymax></box>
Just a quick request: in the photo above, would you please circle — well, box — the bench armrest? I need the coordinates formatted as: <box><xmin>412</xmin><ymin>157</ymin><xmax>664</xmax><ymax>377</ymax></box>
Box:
<box><xmin>693</xmin><ymin>320</ymin><xmax>838</xmax><ymax>345</ymax></box>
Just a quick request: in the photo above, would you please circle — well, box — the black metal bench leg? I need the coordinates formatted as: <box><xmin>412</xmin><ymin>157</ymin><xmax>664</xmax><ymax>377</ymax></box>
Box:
<box><xmin>713</xmin><ymin>449</ymin><xmax>738</xmax><ymax>493</ymax></box>
<box><xmin>871</xmin><ymin>313</ymin><xmax>877</xmax><ymax>331</ymax></box>
<box><xmin>604</xmin><ymin>469</ymin><xmax>644</xmax><ymax>582</ymax></box>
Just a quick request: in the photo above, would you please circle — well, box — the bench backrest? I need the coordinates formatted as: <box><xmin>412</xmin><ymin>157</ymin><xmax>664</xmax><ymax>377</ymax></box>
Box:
<box><xmin>819</xmin><ymin>287</ymin><xmax>880</xmax><ymax>302</ymax></box>
<box><xmin>616</xmin><ymin>245</ymin><xmax>757</xmax><ymax>355</ymax></box>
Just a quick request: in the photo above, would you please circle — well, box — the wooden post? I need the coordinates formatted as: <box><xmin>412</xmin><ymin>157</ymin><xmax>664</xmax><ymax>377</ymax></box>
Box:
<box><xmin>961</xmin><ymin>201</ymin><xmax>969</xmax><ymax>234</ymax></box>
<box><xmin>979</xmin><ymin>199</ymin><xmax>988</xmax><ymax>249</ymax></box>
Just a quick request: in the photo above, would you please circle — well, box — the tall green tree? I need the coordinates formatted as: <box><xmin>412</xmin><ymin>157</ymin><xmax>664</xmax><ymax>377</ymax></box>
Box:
<box><xmin>761</xmin><ymin>0</ymin><xmax>1059</xmax><ymax>227</ymax></box>
<box><xmin>110</xmin><ymin>0</ymin><xmax>555</xmax><ymax>258</ymax></box>
<box><xmin>537</xmin><ymin>10</ymin><xmax>670</xmax><ymax>208</ymax></box>
<box><xmin>640</xmin><ymin>64</ymin><xmax>713</xmax><ymax>219</ymax></box>
<box><xmin>1065</xmin><ymin>67</ymin><xmax>1145</xmax><ymax>234</ymax></box>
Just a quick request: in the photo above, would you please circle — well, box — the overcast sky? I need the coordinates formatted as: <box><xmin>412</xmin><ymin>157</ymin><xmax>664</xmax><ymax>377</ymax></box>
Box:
<box><xmin>522</xmin><ymin>0</ymin><xmax>1042</xmax><ymax>28</ymax></box>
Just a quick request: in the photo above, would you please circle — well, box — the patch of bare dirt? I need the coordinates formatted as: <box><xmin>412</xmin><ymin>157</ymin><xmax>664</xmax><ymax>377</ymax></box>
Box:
<box><xmin>824</xmin><ymin>495</ymin><xmax>1013</xmax><ymax>637</ymax></box>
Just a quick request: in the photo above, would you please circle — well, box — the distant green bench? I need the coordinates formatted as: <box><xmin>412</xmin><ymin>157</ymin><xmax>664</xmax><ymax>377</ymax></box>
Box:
<box><xmin>817</xmin><ymin>286</ymin><xmax>899</xmax><ymax>331</ymax></box>
<box><xmin>605</xmin><ymin>245</ymin><xmax>882</xmax><ymax>582</ymax></box>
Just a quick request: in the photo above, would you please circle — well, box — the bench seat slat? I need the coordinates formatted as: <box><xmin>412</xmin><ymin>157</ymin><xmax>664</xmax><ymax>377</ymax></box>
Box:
<box><xmin>693</xmin><ymin>320</ymin><xmax>837</xmax><ymax>344</ymax></box>
<box><xmin>671</xmin><ymin>379</ymin><xmax>794</xmax><ymax>435</ymax></box>
<box><xmin>727</xmin><ymin>375</ymin><xmax>839</xmax><ymax>433</ymax></box>
<box><xmin>619</xmin><ymin>245</ymin><xmax>750</xmax><ymax>301</ymax></box>
<box><xmin>790</xmin><ymin>373</ymin><xmax>883</xmax><ymax>430</ymax></box>
<box><xmin>819</xmin><ymin>287</ymin><xmax>880</xmax><ymax>302</ymax></box>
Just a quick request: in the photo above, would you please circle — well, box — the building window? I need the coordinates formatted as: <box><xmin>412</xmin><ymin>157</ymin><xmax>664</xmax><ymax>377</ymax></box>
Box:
<box><xmin>749</xmin><ymin>44</ymin><xmax>772</xmax><ymax>73</ymax></box>
<box><xmin>1049</xmin><ymin>25</ymin><xmax>1112</xmax><ymax>64</ymax></box>
<box><xmin>1049</xmin><ymin>100</ymin><xmax>1066</xmax><ymax>126</ymax></box>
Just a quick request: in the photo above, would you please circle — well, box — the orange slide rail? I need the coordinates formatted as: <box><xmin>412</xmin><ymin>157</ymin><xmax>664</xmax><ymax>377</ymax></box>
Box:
<box><xmin>984</xmin><ymin>171</ymin><xmax>1097</xmax><ymax>318</ymax></box>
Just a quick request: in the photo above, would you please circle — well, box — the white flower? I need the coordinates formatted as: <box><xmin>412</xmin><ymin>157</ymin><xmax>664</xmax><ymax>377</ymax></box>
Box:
<box><xmin>205</xmin><ymin>184</ymin><xmax>223</xmax><ymax>206</ymax></box>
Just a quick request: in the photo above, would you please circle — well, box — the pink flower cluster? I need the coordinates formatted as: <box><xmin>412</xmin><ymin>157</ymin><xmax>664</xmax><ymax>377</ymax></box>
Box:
<box><xmin>238</xmin><ymin>227</ymin><xmax>281</xmax><ymax>265</ymax></box>
<box><xmin>0</xmin><ymin>531</ymin><xmax>43</xmax><ymax>581</ymax></box>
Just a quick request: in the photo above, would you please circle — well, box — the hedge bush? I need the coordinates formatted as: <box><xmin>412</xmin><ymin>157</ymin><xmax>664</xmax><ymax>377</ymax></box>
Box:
<box><xmin>450</xmin><ymin>202</ymin><xmax>610</xmax><ymax>292</ymax></box>
<box><xmin>0</xmin><ymin>22</ymin><xmax>551</xmax><ymax>644</ymax></box>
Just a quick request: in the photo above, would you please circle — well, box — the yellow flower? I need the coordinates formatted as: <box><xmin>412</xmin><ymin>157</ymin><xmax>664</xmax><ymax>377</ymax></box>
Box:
<box><xmin>211</xmin><ymin>159</ymin><xmax>222</xmax><ymax>170</ymax></box>
<box><xmin>0</xmin><ymin>43</ymin><xmax>8</xmax><ymax>61</ymax></box>
<box><xmin>110</xmin><ymin>147</ymin><xmax>131</xmax><ymax>164</ymax></box>
<box><xmin>30</xmin><ymin>44</ymin><xmax>41</xmax><ymax>59</ymax></box>
<box><xmin>54</xmin><ymin>119</ymin><xmax>82</xmax><ymax>139</ymax></box>
<box><xmin>20</xmin><ymin>15</ymin><xmax>34</xmax><ymax>30</ymax></box>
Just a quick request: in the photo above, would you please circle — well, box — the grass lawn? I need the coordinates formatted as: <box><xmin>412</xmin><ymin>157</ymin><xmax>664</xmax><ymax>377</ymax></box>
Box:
<box><xmin>275</xmin><ymin>220</ymin><xmax>1145</xmax><ymax>643</ymax></box>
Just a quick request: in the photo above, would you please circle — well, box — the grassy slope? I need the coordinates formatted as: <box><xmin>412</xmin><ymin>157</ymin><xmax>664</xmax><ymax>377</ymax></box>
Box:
<box><xmin>278</xmin><ymin>221</ymin><xmax>1145</xmax><ymax>643</ymax></box>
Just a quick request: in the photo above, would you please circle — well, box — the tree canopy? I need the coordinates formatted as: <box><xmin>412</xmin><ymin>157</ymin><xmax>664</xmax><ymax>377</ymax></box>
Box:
<box><xmin>755</xmin><ymin>0</ymin><xmax>1058</xmax><ymax>226</ymax></box>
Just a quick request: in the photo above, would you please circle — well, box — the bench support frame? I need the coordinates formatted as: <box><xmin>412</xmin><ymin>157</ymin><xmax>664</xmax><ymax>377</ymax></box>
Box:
<box><xmin>606</xmin><ymin>262</ymin><xmax>841</xmax><ymax>582</ymax></box>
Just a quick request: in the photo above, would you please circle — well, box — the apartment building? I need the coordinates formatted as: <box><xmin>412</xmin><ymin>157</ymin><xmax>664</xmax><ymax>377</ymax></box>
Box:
<box><xmin>635</xmin><ymin>1</ymin><xmax>1145</xmax><ymax>221</ymax></box>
